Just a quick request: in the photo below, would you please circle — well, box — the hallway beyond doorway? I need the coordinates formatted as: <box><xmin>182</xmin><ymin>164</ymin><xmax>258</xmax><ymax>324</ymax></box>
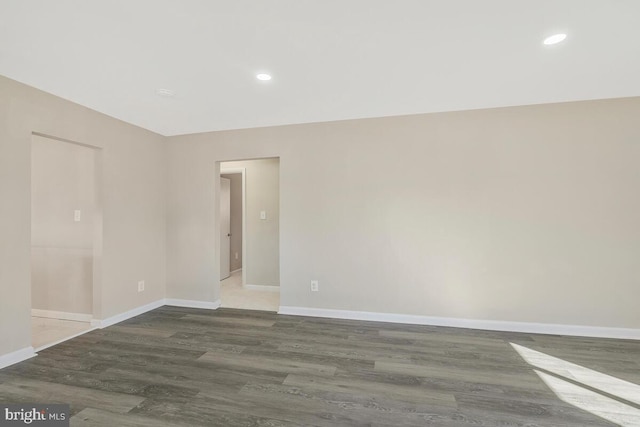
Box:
<box><xmin>32</xmin><ymin>316</ymin><xmax>92</xmax><ymax>351</ymax></box>
<box><xmin>220</xmin><ymin>270</ymin><xmax>279</xmax><ymax>312</ymax></box>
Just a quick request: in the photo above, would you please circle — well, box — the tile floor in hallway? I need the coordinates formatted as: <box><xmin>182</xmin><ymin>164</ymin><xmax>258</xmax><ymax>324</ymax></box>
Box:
<box><xmin>220</xmin><ymin>269</ymin><xmax>280</xmax><ymax>312</ymax></box>
<box><xmin>32</xmin><ymin>316</ymin><xmax>93</xmax><ymax>350</ymax></box>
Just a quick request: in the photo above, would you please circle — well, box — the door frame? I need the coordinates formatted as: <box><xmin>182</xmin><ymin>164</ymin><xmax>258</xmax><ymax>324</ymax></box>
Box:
<box><xmin>219</xmin><ymin>176</ymin><xmax>231</xmax><ymax>280</ymax></box>
<box><xmin>30</xmin><ymin>132</ymin><xmax>102</xmax><ymax>350</ymax></box>
<box><xmin>219</xmin><ymin>167</ymin><xmax>246</xmax><ymax>287</ymax></box>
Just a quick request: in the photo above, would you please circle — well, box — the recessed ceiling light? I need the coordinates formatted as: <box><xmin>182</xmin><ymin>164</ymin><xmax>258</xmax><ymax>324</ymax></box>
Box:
<box><xmin>155</xmin><ymin>88</ymin><xmax>175</xmax><ymax>97</ymax></box>
<box><xmin>256</xmin><ymin>73</ymin><xmax>272</xmax><ymax>81</ymax></box>
<box><xmin>543</xmin><ymin>33</ymin><xmax>567</xmax><ymax>45</ymax></box>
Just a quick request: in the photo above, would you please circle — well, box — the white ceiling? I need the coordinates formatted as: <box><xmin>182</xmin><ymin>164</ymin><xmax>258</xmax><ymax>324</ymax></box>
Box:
<box><xmin>1</xmin><ymin>1</ymin><xmax>639</xmax><ymax>136</ymax></box>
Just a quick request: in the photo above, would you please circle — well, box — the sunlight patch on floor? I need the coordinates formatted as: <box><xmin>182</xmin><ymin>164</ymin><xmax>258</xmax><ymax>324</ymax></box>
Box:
<box><xmin>511</xmin><ymin>342</ymin><xmax>640</xmax><ymax>426</ymax></box>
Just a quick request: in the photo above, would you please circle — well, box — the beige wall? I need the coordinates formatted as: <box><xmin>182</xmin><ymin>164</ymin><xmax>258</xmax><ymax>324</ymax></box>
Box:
<box><xmin>222</xmin><ymin>159</ymin><xmax>280</xmax><ymax>287</ymax></box>
<box><xmin>166</xmin><ymin>97</ymin><xmax>640</xmax><ymax>329</ymax></box>
<box><xmin>31</xmin><ymin>135</ymin><xmax>96</xmax><ymax>314</ymax></box>
<box><xmin>0</xmin><ymin>75</ymin><xmax>166</xmax><ymax>357</ymax></box>
<box><xmin>221</xmin><ymin>173</ymin><xmax>243</xmax><ymax>272</ymax></box>
<box><xmin>2</xmin><ymin>72</ymin><xmax>639</xmax><ymax>363</ymax></box>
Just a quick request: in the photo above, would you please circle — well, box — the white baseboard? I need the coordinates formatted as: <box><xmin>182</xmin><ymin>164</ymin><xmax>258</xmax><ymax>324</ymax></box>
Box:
<box><xmin>88</xmin><ymin>298</ymin><xmax>221</xmax><ymax>328</ymax></box>
<box><xmin>31</xmin><ymin>309</ymin><xmax>92</xmax><ymax>323</ymax></box>
<box><xmin>34</xmin><ymin>327</ymin><xmax>96</xmax><ymax>352</ymax></box>
<box><xmin>165</xmin><ymin>298</ymin><xmax>221</xmax><ymax>310</ymax></box>
<box><xmin>277</xmin><ymin>306</ymin><xmax>640</xmax><ymax>340</ymax></box>
<box><xmin>231</xmin><ymin>268</ymin><xmax>243</xmax><ymax>274</ymax></box>
<box><xmin>91</xmin><ymin>299</ymin><xmax>165</xmax><ymax>329</ymax></box>
<box><xmin>244</xmin><ymin>284</ymin><xmax>280</xmax><ymax>292</ymax></box>
<box><xmin>0</xmin><ymin>346</ymin><xmax>36</xmax><ymax>370</ymax></box>
<box><xmin>2</xmin><ymin>298</ymin><xmax>224</xmax><ymax>369</ymax></box>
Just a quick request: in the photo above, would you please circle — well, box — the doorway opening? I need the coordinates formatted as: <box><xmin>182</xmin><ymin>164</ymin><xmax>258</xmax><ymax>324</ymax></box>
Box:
<box><xmin>30</xmin><ymin>133</ymin><xmax>101</xmax><ymax>350</ymax></box>
<box><xmin>218</xmin><ymin>158</ymin><xmax>280</xmax><ymax>311</ymax></box>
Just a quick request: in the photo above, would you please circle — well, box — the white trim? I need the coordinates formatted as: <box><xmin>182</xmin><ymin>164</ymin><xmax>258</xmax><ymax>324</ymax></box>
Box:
<box><xmin>31</xmin><ymin>309</ymin><xmax>92</xmax><ymax>323</ymax></box>
<box><xmin>277</xmin><ymin>306</ymin><xmax>640</xmax><ymax>340</ymax></box>
<box><xmin>34</xmin><ymin>327</ymin><xmax>96</xmax><ymax>352</ymax></box>
<box><xmin>231</xmin><ymin>268</ymin><xmax>243</xmax><ymax>274</ymax></box>
<box><xmin>91</xmin><ymin>299</ymin><xmax>165</xmax><ymax>329</ymax></box>
<box><xmin>0</xmin><ymin>346</ymin><xmax>36</xmax><ymax>370</ymax></box>
<box><xmin>220</xmin><ymin>167</ymin><xmax>246</xmax><ymax>288</ymax></box>
<box><xmin>2</xmin><ymin>299</ymin><xmax>225</xmax><ymax>369</ymax></box>
<box><xmin>244</xmin><ymin>284</ymin><xmax>280</xmax><ymax>292</ymax></box>
<box><xmin>90</xmin><ymin>298</ymin><xmax>221</xmax><ymax>328</ymax></box>
<box><xmin>165</xmin><ymin>299</ymin><xmax>221</xmax><ymax>310</ymax></box>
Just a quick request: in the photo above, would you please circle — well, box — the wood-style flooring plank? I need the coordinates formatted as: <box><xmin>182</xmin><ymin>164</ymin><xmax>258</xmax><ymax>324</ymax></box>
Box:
<box><xmin>0</xmin><ymin>377</ymin><xmax>144</xmax><ymax>414</ymax></box>
<box><xmin>71</xmin><ymin>407</ymin><xmax>194</xmax><ymax>427</ymax></box>
<box><xmin>0</xmin><ymin>306</ymin><xmax>637</xmax><ymax>427</ymax></box>
<box><xmin>283</xmin><ymin>373</ymin><xmax>457</xmax><ymax>407</ymax></box>
<box><xmin>197</xmin><ymin>351</ymin><xmax>338</xmax><ymax>376</ymax></box>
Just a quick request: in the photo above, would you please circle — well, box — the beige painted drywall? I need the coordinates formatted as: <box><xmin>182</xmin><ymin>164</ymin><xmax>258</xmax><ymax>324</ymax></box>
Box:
<box><xmin>0</xmin><ymin>75</ymin><xmax>166</xmax><ymax>358</ymax></box>
<box><xmin>3</xmin><ymin>71</ymin><xmax>639</xmax><ymax>364</ymax></box>
<box><xmin>222</xmin><ymin>159</ymin><xmax>280</xmax><ymax>287</ymax></box>
<box><xmin>166</xmin><ymin>97</ymin><xmax>640</xmax><ymax>329</ymax></box>
<box><xmin>221</xmin><ymin>173</ymin><xmax>243</xmax><ymax>272</ymax></box>
<box><xmin>31</xmin><ymin>135</ymin><xmax>95</xmax><ymax>314</ymax></box>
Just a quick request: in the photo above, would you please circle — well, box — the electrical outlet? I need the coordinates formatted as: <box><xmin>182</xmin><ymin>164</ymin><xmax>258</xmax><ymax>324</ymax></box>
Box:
<box><xmin>235</xmin><ymin>252</ymin><xmax>239</xmax><ymax>260</ymax></box>
<box><xmin>138</xmin><ymin>280</ymin><xmax>145</xmax><ymax>292</ymax></box>
<box><xmin>310</xmin><ymin>280</ymin><xmax>319</xmax><ymax>292</ymax></box>
<box><xmin>74</xmin><ymin>210</ymin><xmax>81</xmax><ymax>222</ymax></box>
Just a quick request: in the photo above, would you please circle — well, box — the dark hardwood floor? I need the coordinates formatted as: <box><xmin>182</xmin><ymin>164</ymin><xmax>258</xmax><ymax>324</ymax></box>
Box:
<box><xmin>1</xmin><ymin>307</ymin><xmax>639</xmax><ymax>426</ymax></box>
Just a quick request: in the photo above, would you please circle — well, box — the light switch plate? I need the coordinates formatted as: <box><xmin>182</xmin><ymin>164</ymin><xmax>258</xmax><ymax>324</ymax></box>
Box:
<box><xmin>260</xmin><ymin>210</ymin><xmax>267</xmax><ymax>220</ymax></box>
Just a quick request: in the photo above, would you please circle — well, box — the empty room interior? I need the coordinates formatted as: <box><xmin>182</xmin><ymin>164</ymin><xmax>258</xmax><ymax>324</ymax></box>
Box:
<box><xmin>0</xmin><ymin>1</ymin><xmax>639</xmax><ymax>426</ymax></box>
